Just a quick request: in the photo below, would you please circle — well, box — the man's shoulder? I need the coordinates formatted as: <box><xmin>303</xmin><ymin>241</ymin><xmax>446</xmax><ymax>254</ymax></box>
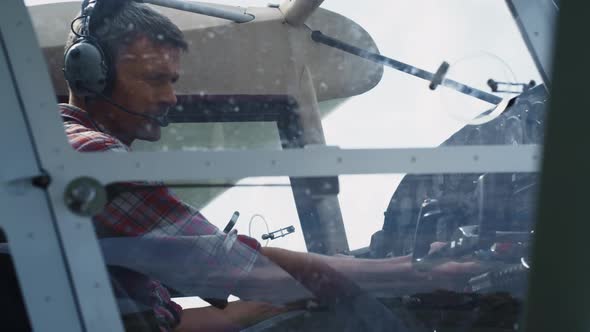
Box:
<box><xmin>60</xmin><ymin>104</ymin><xmax>129</xmax><ymax>153</ymax></box>
<box><xmin>66</xmin><ymin>127</ymin><xmax>128</xmax><ymax>153</ymax></box>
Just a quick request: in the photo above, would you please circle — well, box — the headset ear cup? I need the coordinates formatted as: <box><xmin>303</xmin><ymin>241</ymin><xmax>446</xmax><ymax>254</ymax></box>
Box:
<box><xmin>102</xmin><ymin>46</ymin><xmax>115</xmax><ymax>96</ymax></box>
<box><xmin>63</xmin><ymin>40</ymin><xmax>108</xmax><ymax>96</ymax></box>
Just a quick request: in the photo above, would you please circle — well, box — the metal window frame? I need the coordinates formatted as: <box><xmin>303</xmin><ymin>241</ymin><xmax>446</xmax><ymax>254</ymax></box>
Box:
<box><xmin>506</xmin><ymin>0</ymin><xmax>559</xmax><ymax>88</ymax></box>
<box><xmin>0</xmin><ymin>27</ymin><xmax>84</xmax><ymax>332</ymax></box>
<box><xmin>0</xmin><ymin>0</ymin><xmax>563</xmax><ymax>331</ymax></box>
<box><xmin>523</xmin><ymin>1</ymin><xmax>590</xmax><ymax>331</ymax></box>
<box><xmin>0</xmin><ymin>1</ymin><xmax>125</xmax><ymax>331</ymax></box>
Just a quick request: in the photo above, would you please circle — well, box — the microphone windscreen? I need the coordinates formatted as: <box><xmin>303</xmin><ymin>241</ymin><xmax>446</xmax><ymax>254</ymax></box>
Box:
<box><xmin>155</xmin><ymin>115</ymin><xmax>169</xmax><ymax>127</ymax></box>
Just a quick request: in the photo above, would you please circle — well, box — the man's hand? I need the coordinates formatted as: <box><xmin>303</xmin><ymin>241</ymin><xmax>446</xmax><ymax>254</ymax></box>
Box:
<box><xmin>176</xmin><ymin>301</ymin><xmax>291</xmax><ymax>332</ymax></box>
<box><xmin>410</xmin><ymin>242</ymin><xmax>494</xmax><ymax>292</ymax></box>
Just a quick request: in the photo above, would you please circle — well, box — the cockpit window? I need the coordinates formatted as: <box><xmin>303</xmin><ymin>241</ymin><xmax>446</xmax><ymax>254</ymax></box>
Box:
<box><xmin>16</xmin><ymin>0</ymin><xmax>552</xmax><ymax>331</ymax></box>
<box><xmin>28</xmin><ymin>0</ymin><xmax>546</xmax><ymax>152</ymax></box>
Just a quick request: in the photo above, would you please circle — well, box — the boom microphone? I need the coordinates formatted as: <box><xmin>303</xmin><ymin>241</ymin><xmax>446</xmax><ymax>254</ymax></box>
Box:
<box><xmin>96</xmin><ymin>92</ymin><xmax>170</xmax><ymax>127</ymax></box>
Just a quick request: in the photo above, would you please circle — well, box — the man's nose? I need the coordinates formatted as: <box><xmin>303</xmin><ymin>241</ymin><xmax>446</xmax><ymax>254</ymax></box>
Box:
<box><xmin>160</xmin><ymin>84</ymin><xmax>177</xmax><ymax>107</ymax></box>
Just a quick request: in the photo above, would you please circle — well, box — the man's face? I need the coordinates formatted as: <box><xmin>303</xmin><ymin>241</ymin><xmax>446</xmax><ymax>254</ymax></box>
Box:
<box><xmin>109</xmin><ymin>36</ymin><xmax>181</xmax><ymax>143</ymax></box>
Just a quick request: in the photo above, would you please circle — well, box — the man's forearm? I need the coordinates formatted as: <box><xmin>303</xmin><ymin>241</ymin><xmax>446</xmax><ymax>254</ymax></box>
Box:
<box><xmin>235</xmin><ymin>247</ymin><xmax>479</xmax><ymax>305</ymax></box>
<box><xmin>258</xmin><ymin>247</ymin><xmax>479</xmax><ymax>297</ymax></box>
<box><xmin>258</xmin><ymin>247</ymin><xmax>422</xmax><ymax>301</ymax></box>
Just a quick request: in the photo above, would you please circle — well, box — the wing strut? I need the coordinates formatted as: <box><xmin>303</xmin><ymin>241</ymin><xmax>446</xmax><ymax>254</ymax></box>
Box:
<box><xmin>311</xmin><ymin>30</ymin><xmax>503</xmax><ymax>106</ymax></box>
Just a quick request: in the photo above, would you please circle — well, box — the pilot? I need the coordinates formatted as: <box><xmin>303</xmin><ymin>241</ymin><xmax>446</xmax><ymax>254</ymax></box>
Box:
<box><xmin>60</xmin><ymin>1</ymin><xmax>483</xmax><ymax>331</ymax></box>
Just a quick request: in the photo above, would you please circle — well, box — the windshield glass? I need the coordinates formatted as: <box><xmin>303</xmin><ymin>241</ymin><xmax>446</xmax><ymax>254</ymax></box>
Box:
<box><xmin>27</xmin><ymin>0</ymin><xmax>545</xmax><ymax>152</ymax></box>
<box><xmin>77</xmin><ymin>171</ymin><xmax>538</xmax><ymax>330</ymax></box>
<box><xmin>18</xmin><ymin>0</ymin><xmax>551</xmax><ymax>331</ymax></box>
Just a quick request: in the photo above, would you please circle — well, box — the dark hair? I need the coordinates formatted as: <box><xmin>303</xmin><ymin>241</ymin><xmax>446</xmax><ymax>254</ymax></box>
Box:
<box><xmin>65</xmin><ymin>1</ymin><xmax>188</xmax><ymax>69</ymax></box>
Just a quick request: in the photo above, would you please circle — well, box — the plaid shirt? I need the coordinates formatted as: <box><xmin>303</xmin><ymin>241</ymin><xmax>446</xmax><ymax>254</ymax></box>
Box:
<box><xmin>60</xmin><ymin>104</ymin><xmax>259</xmax><ymax>331</ymax></box>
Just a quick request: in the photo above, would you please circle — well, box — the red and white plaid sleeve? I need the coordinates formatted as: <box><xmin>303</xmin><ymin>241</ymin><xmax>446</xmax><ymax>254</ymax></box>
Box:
<box><xmin>60</xmin><ymin>104</ymin><xmax>260</xmax><ymax>331</ymax></box>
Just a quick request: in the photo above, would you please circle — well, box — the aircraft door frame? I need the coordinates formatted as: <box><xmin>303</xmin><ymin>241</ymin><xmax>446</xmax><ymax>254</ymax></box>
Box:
<box><xmin>0</xmin><ymin>1</ymin><xmax>563</xmax><ymax>331</ymax></box>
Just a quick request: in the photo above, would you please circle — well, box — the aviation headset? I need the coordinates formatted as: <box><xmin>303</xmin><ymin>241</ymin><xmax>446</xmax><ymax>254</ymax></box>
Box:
<box><xmin>62</xmin><ymin>0</ymin><xmax>170</xmax><ymax>126</ymax></box>
<box><xmin>63</xmin><ymin>0</ymin><xmax>126</xmax><ymax>97</ymax></box>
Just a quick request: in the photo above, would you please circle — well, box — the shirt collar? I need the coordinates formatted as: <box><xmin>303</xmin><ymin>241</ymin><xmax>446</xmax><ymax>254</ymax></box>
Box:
<box><xmin>59</xmin><ymin>103</ymin><xmax>106</xmax><ymax>133</ymax></box>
